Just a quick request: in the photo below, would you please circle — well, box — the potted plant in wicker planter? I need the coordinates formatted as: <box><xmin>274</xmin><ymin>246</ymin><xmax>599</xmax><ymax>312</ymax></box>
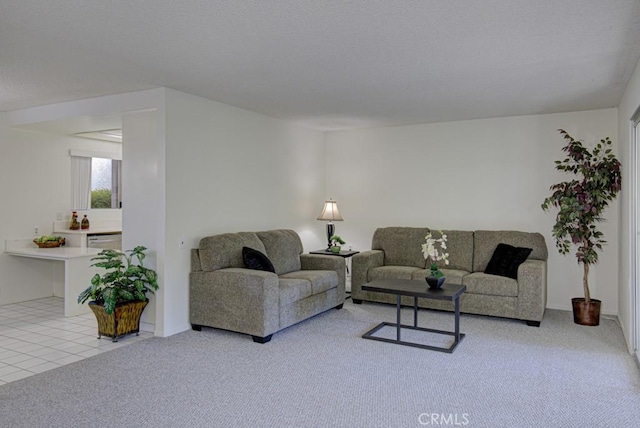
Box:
<box><xmin>78</xmin><ymin>246</ymin><xmax>158</xmax><ymax>341</ymax></box>
<box><xmin>541</xmin><ymin>129</ymin><xmax>621</xmax><ymax>326</ymax></box>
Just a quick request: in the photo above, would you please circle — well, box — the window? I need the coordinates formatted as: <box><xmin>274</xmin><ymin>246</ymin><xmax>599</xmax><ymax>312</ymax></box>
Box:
<box><xmin>70</xmin><ymin>150</ymin><xmax>122</xmax><ymax>210</ymax></box>
<box><xmin>91</xmin><ymin>157</ymin><xmax>122</xmax><ymax>209</ymax></box>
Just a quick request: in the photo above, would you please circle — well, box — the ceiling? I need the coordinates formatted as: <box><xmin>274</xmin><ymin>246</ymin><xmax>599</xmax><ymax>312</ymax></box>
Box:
<box><xmin>1</xmin><ymin>1</ymin><xmax>640</xmax><ymax>131</ymax></box>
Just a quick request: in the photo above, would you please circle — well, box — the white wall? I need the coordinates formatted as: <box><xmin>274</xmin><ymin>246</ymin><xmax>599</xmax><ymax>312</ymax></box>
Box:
<box><xmin>122</xmin><ymin>108</ymin><xmax>164</xmax><ymax>333</ymax></box>
<box><xmin>326</xmin><ymin>109</ymin><xmax>619</xmax><ymax>314</ymax></box>
<box><xmin>617</xmin><ymin>56</ymin><xmax>640</xmax><ymax>352</ymax></box>
<box><xmin>160</xmin><ymin>89</ymin><xmax>326</xmax><ymax>335</ymax></box>
<box><xmin>0</xmin><ymin>125</ymin><xmax>121</xmax><ymax>305</ymax></box>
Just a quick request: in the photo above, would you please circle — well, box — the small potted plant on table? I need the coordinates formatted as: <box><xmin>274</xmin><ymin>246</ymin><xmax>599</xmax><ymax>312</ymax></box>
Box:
<box><xmin>329</xmin><ymin>235</ymin><xmax>346</xmax><ymax>253</ymax></box>
<box><xmin>421</xmin><ymin>231</ymin><xmax>449</xmax><ymax>289</ymax></box>
<box><xmin>78</xmin><ymin>246</ymin><xmax>158</xmax><ymax>341</ymax></box>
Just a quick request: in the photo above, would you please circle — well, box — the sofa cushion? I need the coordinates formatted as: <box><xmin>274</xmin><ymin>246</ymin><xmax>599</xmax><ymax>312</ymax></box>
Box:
<box><xmin>199</xmin><ymin>232</ymin><xmax>266</xmax><ymax>271</ymax></box>
<box><xmin>473</xmin><ymin>230</ymin><xmax>547</xmax><ymax>272</ymax></box>
<box><xmin>256</xmin><ymin>229</ymin><xmax>303</xmax><ymax>275</ymax></box>
<box><xmin>484</xmin><ymin>243</ymin><xmax>532</xmax><ymax>279</ymax></box>
<box><xmin>242</xmin><ymin>247</ymin><xmax>276</xmax><ymax>273</ymax></box>
<box><xmin>372</xmin><ymin>227</ymin><xmax>429</xmax><ymax>268</ymax></box>
<box><xmin>279</xmin><ymin>278</ymin><xmax>312</xmax><ymax>307</ymax></box>
<box><xmin>279</xmin><ymin>270</ymin><xmax>338</xmax><ymax>294</ymax></box>
<box><xmin>462</xmin><ymin>272</ymin><xmax>518</xmax><ymax>297</ymax></box>
<box><xmin>368</xmin><ymin>265</ymin><xmax>424</xmax><ymax>281</ymax></box>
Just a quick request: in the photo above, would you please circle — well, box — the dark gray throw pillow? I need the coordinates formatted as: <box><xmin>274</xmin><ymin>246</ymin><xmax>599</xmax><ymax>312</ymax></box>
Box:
<box><xmin>484</xmin><ymin>243</ymin><xmax>532</xmax><ymax>280</ymax></box>
<box><xmin>242</xmin><ymin>246</ymin><xmax>276</xmax><ymax>273</ymax></box>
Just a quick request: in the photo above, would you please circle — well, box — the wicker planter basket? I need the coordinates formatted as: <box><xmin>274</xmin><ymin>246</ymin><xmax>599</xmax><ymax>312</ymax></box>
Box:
<box><xmin>34</xmin><ymin>238</ymin><xmax>65</xmax><ymax>248</ymax></box>
<box><xmin>89</xmin><ymin>300</ymin><xmax>148</xmax><ymax>342</ymax></box>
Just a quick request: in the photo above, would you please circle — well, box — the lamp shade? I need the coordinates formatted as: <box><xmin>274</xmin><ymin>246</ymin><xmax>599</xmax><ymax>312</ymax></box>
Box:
<box><xmin>317</xmin><ymin>199</ymin><xmax>344</xmax><ymax>222</ymax></box>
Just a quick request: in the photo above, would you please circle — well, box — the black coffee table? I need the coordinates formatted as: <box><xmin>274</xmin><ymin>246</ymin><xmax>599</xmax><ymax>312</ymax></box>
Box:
<box><xmin>361</xmin><ymin>279</ymin><xmax>466</xmax><ymax>353</ymax></box>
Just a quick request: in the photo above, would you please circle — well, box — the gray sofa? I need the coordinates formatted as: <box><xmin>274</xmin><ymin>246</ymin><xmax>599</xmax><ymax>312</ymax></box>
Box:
<box><xmin>351</xmin><ymin>227</ymin><xmax>548</xmax><ymax>326</ymax></box>
<box><xmin>189</xmin><ymin>229</ymin><xmax>345</xmax><ymax>343</ymax></box>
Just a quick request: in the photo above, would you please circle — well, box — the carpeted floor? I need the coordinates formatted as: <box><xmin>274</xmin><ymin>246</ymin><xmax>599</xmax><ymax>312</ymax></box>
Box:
<box><xmin>1</xmin><ymin>300</ymin><xmax>639</xmax><ymax>427</ymax></box>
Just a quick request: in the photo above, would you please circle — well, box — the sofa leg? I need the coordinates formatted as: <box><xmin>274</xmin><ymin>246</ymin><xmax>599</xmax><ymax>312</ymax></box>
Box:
<box><xmin>526</xmin><ymin>320</ymin><xmax>541</xmax><ymax>327</ymax></box>
<box><xmin>352</xmin><ymin>299</ymin><xmax>362</xmax><ymax>304</ymax></box>
<box><xmin>252</xmin><ymin>334</ymin><xmax>272</xmax><ymax>344</ymax></box>
<box><xmin>335</xmin><ymin>303</ymin><xmax>344</xmax><ymax>310</ymax></box>
<box><xmin>191</xmin><ymin>324</ymin><xmax>202</xmax><ymax>331</ymax></box>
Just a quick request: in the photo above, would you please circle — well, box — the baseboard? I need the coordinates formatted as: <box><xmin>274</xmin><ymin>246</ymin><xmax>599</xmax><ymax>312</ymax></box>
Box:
<box><xmin>140</xmin><ymin>321</ymin><xmax>155</xmax><ymax>333</ymax></box>
<box><xmin>153</xmin><ymin>323</ymin><xmax>192</xmax><ymax>338</ymax></box>
<box><xmin>545</xmin><ymin>303</ymin><xmax>618</xmax><ymax>317</ymax></box>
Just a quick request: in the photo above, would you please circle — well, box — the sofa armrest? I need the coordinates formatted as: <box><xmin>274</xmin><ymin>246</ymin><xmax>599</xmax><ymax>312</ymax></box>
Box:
<box><xmin>189</xmin><ymin>268</ymin><xmax>280</xmax><ymax>337</ymax></box>
<box><xmin>351</xmin><ymin>250</ymin><xmax>384</xmax><ymax>295</ymax></box>
<box><xmin>300</xmin><ymin>254</ymin><xmax>346</xmax><ymax>299</ymax></box>
<box><xmin>516</xmin><ymin>259</ymin><xmax>547</xmax><ymax>322</ymax></box>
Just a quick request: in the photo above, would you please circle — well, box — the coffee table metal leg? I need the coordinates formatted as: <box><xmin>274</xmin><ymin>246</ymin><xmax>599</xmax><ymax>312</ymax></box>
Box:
<box><xmin>413</xmin><ymin>297</ymin><xmax>418</xmax><ymax>327</ymax></box>
<box><xmin>454</xmin><ymin>296</ymin><xmax>460</xmax><ymax>342</ymax></box>
<box><xmin>396</xmin><ymin>295</ymin><xmax>402</xmax><ymax>340</ymax></box>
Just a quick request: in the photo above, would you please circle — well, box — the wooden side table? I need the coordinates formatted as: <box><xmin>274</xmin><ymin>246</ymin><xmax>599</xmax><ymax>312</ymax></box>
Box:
<box><xmin>309</xmin><ymin>249</ymin><xmax>359</xmax><ymax>258</ymax></box>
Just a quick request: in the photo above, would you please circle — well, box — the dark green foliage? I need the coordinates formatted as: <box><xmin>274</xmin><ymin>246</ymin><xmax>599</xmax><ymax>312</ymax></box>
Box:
<box><xmin>541</xmin><ymin>129</ymin><xmax>621</xmax><ymax>301</ymax></box>
<box><xmin>429</xmin><ymin>263</ymin><xmax>444</xmax><ymax>278</ymax></box>
<box><xmin>329</xmin><ymin>234</ymin><xmax>346</xmax><ymax>245</ymax></box>
<box><xmin>91</xmin><ymin>188</ymin><xmax>112</xmax><ymax>209</ymax></box>
<box><xmin>77</xmin><ymin>246</ymin><xmax>159</xmax><ymax>314</ymax></box>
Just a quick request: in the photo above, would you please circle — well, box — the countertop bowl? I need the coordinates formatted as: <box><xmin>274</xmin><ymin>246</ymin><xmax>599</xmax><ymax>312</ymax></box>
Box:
<box><xmin>34</xmin><ymin>238</ymin><xmax>65</xmax><ymax>248</ymax></box>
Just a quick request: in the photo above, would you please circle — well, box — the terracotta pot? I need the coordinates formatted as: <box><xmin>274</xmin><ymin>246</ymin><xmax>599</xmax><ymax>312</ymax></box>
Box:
<box><xmin>571</xmin><ymin>297</ymin><xmax>601</xmax><ymax>326</ymax></box>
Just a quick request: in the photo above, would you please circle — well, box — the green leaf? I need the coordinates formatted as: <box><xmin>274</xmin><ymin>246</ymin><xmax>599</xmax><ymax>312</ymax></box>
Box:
<box><xmin>118</xmin><ymin>289</ymin><xmax>135</xmax><ymax>301</ymax></box>
<box><xmin>103</xmin><ymin>288</ymin><xmax>117</xmax><ymax>314</ymax></box>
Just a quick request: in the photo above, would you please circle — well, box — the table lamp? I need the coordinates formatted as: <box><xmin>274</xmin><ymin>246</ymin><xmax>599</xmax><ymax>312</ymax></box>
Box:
<box><xmin>317</xmin><ymin>198</ymin><xmax>344</xmax><ymax>250</ymax></box>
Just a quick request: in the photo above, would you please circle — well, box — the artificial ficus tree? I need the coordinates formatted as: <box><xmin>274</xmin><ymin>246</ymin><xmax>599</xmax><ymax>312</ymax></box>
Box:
<box><xmin>541</xmin><ymin>129</ymin><xmax>621</xmax><ymax>302</ymax></box>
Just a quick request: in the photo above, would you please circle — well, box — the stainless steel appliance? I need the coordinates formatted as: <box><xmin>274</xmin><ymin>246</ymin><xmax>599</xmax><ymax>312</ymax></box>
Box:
<box><xmin>87</xmin><ymin>233</ymin><xmax>122</xmax><ymax>250</ymax></box>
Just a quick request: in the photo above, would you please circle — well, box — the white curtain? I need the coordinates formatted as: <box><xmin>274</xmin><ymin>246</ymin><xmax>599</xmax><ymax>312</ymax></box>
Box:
<box><xmin>71</xmin><ymin>156</ymin><xmax>92</xmax><ymax>209</ymax></box>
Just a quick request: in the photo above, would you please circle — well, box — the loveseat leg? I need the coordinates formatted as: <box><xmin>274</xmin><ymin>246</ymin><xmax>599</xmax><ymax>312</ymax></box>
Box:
<box><xmin>526</xmin><ymin>320</ymin><xmax>541</xmax><ymax>327</ymax></box>
<box><xmin>352</xmin><ymin>299</ymin><xmax>362</xmax><ymax>304</ymax></box>
<box><xmin>335</xmin><ymin>304</ymin><xmax>344</xmax><ymax>310</ymax></box>
<box><xmin>252</xmin><ymin>334</ymin><xmax>272</xmax><ymax>344</ymax></box>
<box><xmin>191</xmin><ymin>324</ymin><xmax>202</xmax><ymax>331</ymax></box>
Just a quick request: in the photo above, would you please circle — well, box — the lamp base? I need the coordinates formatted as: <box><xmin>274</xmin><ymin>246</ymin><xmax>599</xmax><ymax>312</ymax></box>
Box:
<box><xmin>326</xmin><ymin>222</ymin><xmax>335</xmax><ymax>250</ymax></box>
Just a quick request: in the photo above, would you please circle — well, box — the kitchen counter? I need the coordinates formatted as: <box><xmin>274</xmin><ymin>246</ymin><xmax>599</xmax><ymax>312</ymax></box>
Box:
<box><xmin>5</xmin><ymin>240</ymin><xmax>104</xmax><ymax>317</ymax></box>
<box><xmin>5</xmin><ymin>246</ymin><xmax>103</xmax><ymax>260</ymax></box>
<box><xmin>54</xmin><ymin>228</ymin><xmax>122</xmax><ymax>235</ymax></box>
<box><xmin>53</xmin><ymin>220</ymin><xmax>121</xmax><ymax>235</ymax></box>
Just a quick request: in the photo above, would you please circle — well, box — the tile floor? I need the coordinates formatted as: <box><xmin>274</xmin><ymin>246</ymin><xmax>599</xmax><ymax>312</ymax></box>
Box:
<box><xmin>0</xmin><ymin>297</ymin><xmax>152</xmax><ymax>385</ymax></box>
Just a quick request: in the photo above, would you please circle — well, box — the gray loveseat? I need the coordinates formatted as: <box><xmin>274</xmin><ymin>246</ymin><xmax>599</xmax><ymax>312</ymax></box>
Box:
<box><xmin>351</xmin><ymin>227</ymin><xmax>548</xmax><ymax>326</ymax></box>
<box><xmin>190</xmin><ymin>229</ymin><xmax>345</xmax><ymax>343</ymax></box>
